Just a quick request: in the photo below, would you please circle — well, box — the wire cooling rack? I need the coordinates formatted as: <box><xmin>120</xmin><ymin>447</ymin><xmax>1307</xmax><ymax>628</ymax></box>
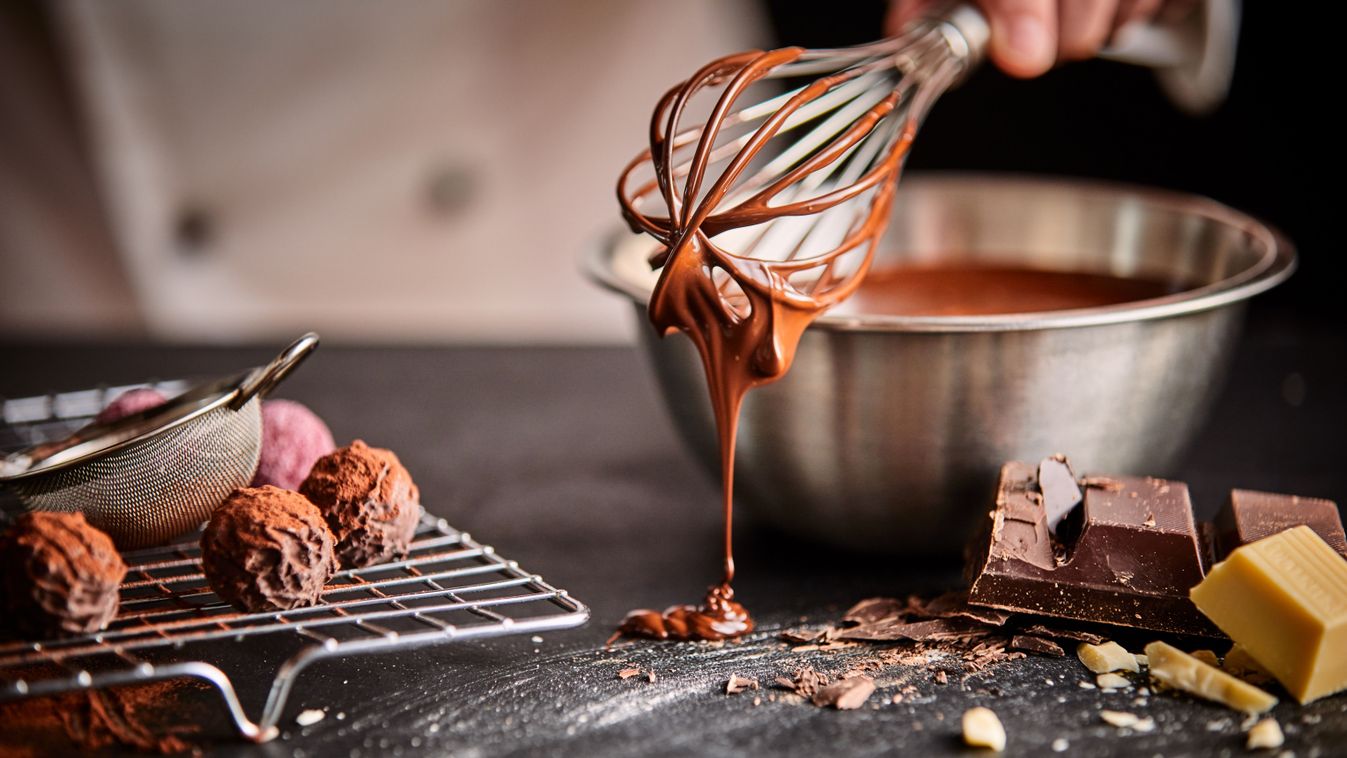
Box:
<box><xmin>0</xmin><ymin>384</ymin><xmax>589</xmax><ymax>743</ymax></box>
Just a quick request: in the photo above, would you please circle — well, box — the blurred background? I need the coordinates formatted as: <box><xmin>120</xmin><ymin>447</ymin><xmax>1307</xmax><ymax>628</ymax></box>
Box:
<box><xmin>0</xmin><ymin>0</ymin><xmax>1335</xmax><ymax>344</ymax></box>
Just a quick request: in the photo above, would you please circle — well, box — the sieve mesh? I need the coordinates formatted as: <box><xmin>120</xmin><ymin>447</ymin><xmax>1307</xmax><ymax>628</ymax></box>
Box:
<box><xmin>8</xmin><ymin>397</ymin><xmax>262</xmax><ymax>549</ymax></box>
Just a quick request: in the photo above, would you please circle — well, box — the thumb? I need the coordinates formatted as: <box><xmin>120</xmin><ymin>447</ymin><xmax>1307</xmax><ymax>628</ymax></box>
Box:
<box><xmin>980</xmin><ymin>0</ymin><xmax>1057</xmax><ymax>78</ymax></box>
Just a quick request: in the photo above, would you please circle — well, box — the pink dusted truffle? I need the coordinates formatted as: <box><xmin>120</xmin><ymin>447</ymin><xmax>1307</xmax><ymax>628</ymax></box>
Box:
<box><xmin>250</xmin><ymin>399</ymin><xmax>336</xmax><ymax>490</ymax></box>
<box><xmin>94</xmin><ymin>387</ymin><xmax>168</xmax><ymax>425</ymax></box>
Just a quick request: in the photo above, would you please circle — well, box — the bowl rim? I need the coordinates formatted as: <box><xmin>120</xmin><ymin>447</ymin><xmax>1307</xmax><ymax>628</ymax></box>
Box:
<box><xmin>585</xmin><ymin>172</ymin><xmax>1297</xmax><ymax>334</ymax></box>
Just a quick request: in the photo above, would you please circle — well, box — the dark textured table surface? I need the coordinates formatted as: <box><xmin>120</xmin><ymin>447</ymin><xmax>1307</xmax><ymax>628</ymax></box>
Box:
<box><xmin>1</xmin><ymin>303</ymin><xmax>1344</xmax><ymax>757</ymax></box>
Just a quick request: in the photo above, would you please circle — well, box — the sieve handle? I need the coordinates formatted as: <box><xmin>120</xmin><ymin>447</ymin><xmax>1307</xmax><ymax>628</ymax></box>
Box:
<box><xmin>228</xmin><ymin>332</ymin><xmax>320</xmax><ymax>411</ymax></box>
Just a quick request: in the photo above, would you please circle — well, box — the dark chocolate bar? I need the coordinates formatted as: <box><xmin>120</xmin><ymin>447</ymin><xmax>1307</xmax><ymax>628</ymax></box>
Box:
<box><xmin>966</xmin><ymin>462</ymin><xmax>1221</xmax><ymax>636</ymax></box>
<box><xmin>966</xmin><ymin>461</ymin><xmax>1345</xmax><ymax>637</ymax></box>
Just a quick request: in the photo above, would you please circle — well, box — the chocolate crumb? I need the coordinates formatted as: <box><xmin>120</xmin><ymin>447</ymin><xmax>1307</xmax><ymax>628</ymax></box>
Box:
<box><xmin>725</xmin><ymin>675</ymin><xmax>759</xmax><ymax>695</ymax></box>
<box><xmin>646</xmin><ymin>670</ymin><xmax>657</xmax><ymax>683</ymax></box>
<box><xmin>934</xmin><ymin>670</ymin><xmax>949</xmax><ymax>684</ymax></box>
<box><xmin>617</xmin><ymin>668</ymin><xmax>642</xmax><ymax>680</ymax></box>
<box><xmin>811</xmin><ymin>676</ymin><xmax>875</xmax><ymax>710</ymax></box>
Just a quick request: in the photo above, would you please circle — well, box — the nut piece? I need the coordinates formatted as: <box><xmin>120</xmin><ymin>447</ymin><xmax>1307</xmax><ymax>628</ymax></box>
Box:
<box><xmin>962</xmin><ymin>706</ymin><xmax>1006</xmax><ymax>752</ymax></box>
<box><xmin>1096</xmin><ymin>673</ymin><xmax>1131</xmax><ymax>690</ymax></box>
<box><xmin>1078</xmin><ymin>641</ymin><xmax>1140</xmax><ymax>674</ymax></box>
<box><xmin>1100</xmin><ymin>711</ymin><xmax>1156</xmax><ymax>732</ymax></box>
<box><xmin>1246</xmin><ymin>718</ymin><xmax>1284</xmax><ymax>750</ymax></box>
<box><xmin>1145</xmin><ymin>641</ymin><xmax>1277</xmax><ymax>714</ymax></box>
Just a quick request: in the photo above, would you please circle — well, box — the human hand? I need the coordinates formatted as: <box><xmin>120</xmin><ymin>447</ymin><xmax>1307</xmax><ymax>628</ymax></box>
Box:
<box><xmin>886</xmin><ymin>0</ymin><xmax>1173</xmax><ymax>78</ymax></box>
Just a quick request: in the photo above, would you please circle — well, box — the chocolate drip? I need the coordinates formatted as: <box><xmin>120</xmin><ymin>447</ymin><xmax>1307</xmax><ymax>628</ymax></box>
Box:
<box><xmin>614</xmin><ymin>45</ymin><xmax>913</xmax><ymax>640</ymax></box>
<box><xmin>613</xmin><ymin>582</ymin><xmax>753</xmax><ymax>642</ymax></box>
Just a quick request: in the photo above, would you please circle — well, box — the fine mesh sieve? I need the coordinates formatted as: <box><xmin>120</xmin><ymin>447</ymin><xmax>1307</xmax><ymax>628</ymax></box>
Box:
<box><xmin>0</xmin><ymin>333</ymin><xmax>318</xmax><ymax>549</ymax></box>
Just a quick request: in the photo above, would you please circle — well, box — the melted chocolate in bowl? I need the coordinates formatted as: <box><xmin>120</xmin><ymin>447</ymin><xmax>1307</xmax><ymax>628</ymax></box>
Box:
<box><xmin>830</xmin><ymin>264</ymin><xmax>1187</xmax><ymax>318</ymax></box>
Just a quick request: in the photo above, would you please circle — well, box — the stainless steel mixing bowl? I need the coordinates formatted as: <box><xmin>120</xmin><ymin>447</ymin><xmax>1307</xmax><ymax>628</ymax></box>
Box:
<box><xmin>587</xmin><ymin>173</ymin><xmax>1295</xmax><ymax>554</ymax></box>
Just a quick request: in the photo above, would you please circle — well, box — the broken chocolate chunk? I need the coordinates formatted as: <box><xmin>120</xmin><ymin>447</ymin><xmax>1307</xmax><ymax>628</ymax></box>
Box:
<box><xmin>1008</xmin><ymin>635</ymin><xmax>1065</xmax><ymax>657</ymax></box>
<box><xmin>967</xmin><ymin>463</ymin><xmax>1220</xmax><ymax>636</ymax></box>
<box><xmin>1214</xmin><ymin>489</ymin><xmax>1346</xmax><ymax>559</ymax></box>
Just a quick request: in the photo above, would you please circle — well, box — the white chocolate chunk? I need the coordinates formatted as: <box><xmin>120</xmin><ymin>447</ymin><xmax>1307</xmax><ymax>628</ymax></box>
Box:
<box><xmin>962</xmin><ymin>707</ymin><xmax>1006</xmax><ymax>752</ymax></box>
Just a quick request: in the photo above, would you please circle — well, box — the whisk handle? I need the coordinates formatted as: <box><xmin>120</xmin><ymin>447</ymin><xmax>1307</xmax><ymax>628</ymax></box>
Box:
<box><xmin>936</xmin><ymin>0</ymin><xmax>1237</xmax><ymax>113</ymax></box>
<box><xmin>229</xmin><ymin>332</ymin><xmax>320</xmax><ymax>410</ymax></box>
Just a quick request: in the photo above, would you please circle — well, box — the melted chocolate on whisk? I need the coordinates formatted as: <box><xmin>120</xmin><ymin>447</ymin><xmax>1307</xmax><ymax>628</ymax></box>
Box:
<box><xmin>613</xmin><ymin>47</ymin><xmax>915</xmax><ymax>641</ymax></box>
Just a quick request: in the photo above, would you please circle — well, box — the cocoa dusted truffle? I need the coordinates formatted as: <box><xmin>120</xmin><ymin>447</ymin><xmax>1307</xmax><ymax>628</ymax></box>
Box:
<box><xmin>200</xmin><ymin>486</ymin><xmax>337</xmax><ymax>613</ymax></box>
<box><xmin>300</xmin><ymin>440</ymin><xmax>421</xmax><ymax>568</ymax></box>
<box><xmin>0</xmin><ymin>512</ymin><xmax>126</xmax><ymax>638</ymax></box>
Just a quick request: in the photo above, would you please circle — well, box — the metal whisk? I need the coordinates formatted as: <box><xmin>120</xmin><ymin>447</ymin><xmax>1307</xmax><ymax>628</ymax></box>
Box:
<box><xmin>616</xmin><ymin>2</ymin><xmax>1233</xmax><ymax>322</ymax></box>
<box><xmin>617</xmin><ymin>6</ymin><xmax>989</xmax><ymax>317</ymax></box>
<box><xmin>0</xmin><ymin>334</ymin><xmax>318</xmax><ymax>548</ymax></box>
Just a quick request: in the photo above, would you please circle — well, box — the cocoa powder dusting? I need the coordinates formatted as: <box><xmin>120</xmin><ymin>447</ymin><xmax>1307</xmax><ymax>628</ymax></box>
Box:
<box><xmin>0</xmin><ymin>679</ymin><xmax>206</xmax><ymax>755</ymax></box>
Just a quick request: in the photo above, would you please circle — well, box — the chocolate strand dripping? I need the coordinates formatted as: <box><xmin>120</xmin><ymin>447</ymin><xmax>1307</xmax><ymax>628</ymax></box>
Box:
<box><xmin>614</xmin><ymin>34</ymin><xmax>964</xmax><ymax>641</ymax></box>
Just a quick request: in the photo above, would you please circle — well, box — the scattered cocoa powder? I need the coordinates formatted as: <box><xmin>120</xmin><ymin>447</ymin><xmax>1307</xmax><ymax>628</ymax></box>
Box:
<box><xmin>0</xmin><ymin>679</ymin><xmax>206</xmax><ymax>755</ymax></box>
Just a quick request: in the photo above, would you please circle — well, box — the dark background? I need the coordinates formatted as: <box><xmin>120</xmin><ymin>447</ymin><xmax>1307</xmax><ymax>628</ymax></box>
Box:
<box><xmin>766</xmin><ymin>0</ymin><xmax>1339</xmax><ymax>325</ymax></box>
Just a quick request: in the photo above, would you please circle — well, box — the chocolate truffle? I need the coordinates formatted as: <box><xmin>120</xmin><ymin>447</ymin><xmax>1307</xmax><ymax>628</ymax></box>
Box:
<box><xmin>0</xmin><ymin>512</ymin><xmax>126</xmax><ymax>638</ymax></box>
<box><xmin>200</xmin><ymin>486</ymin><xmax>337</xmax><ymax>613</ymax></box>
<box><xmin>250</xmin><ymin>399</ymin><xmax>336</xmax><ymax>490</ymax></box>
<box><xmin>94</xmin><ymin>387</ymin><xmax>168</xmax><ymax>425</ymax></box>
<box><xmin>300</xmin><ymin>440</ymin><xmax>421</xmax><ymax>568</ymax></box>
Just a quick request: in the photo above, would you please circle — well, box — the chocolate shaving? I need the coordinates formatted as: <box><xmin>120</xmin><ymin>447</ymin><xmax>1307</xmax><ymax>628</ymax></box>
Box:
<box><xmin>1009</xmin><ymin>635</ymin><xmax>1066</xmax><ymax>657</ymax></box>
<box><xmin>838</xmin><ymin>617</ymin><xmax>992</xmax><ymax>643</ymax></box>
<box><xmin>776</xmin><ymin>667</ymin><xmax>829</xmax><ymax>698</ymax></box>
<box><xmin>779</xmin><ymin>628</ymin><xmax>826</xmax><ymax>644</ymax></box>
<box><xmin>811</xmin><ymin>676</ymin><xmax>875</xmax><ymax>710</ymax></box>
<box><xmin>843</xmin><ymin>597</ymin><xmax>909</xmax><ymax>625</ymax></box>
<box><xmin>1019</xmin><ymin>624</ymin><xmax>1106</xmax><ymax>645</ymax></box>
<box><xmin>918</xmin><ymin>591</ymin><xmax>1012</xmax><ymax>625</ymax></box>
<box><xmin>616</xmin><ymin>668</ymin><xmax>642</xmax><ymax>680</ymax></box>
